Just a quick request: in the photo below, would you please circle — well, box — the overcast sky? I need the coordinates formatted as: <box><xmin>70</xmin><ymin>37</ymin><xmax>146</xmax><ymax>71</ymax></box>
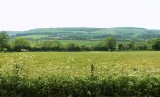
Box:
<box><xmin>0</xmin><ymin>0</ymin><xmax>160</xmax><ymax>31</ymax></box>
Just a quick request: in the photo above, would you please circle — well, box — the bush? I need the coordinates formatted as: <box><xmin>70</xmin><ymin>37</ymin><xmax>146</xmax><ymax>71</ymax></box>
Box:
<box><xmin>152</xmin><ymin>39</ymin><xmax>160</xmax><ymax>50</ymax></box>
<box><xmin>1</xmin><ymin>75</ymin><xmax>160</xmax><ymax>97</ymax></box>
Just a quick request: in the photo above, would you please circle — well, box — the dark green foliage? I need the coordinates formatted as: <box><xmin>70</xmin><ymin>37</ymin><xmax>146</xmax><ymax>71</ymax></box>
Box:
<box><xmin>1</xmin><ymin>75</ymin><xmax>160</xmax><ymax>97</ymax></box>
<box><xmin>64</xmin><ymin>42</ymin><xmax>80</xmax><ymax>51</ymax></box>
<box><xmin>118</xmin><ymin>42</ymin><xmax>148</xmax><ymax>51</ymax></box>
<box><xmin>50</xmin><ymin>40</ymin><xmax>62</xmax><ymax>51</ymax></box>
<box><xmin>118</xmin><ymin>43</ymin><xmax>123</xmax><ymax>50</ymax></box>
<box><xmin>37</xmin><ymin>40</ymin><xmax>62</xmax><ymax>51</ymax></box>
<box><xmin>127</xmin><ymin>41</ymin><xmax>135</xmax><ymax>50</ymax></box>
<box><xmin>13</xmin><ymin>37</ymin><xmax>31</xmax><ymax>51</ymax></box>
<box><xmin>103</xmin><ymin>36</ymin><xmax>116</xmax><ymax>50</ymax></box>
<box><xmin>152</xmin><ymin>39</ymin><xmax>160</xmax><ymax>50</ymax></box>
<box><xmin>0</xmin><ymin>31</ymin><xmax>10</xmax><ymax>51</ymax></box>
<box><xmin>91</xmin><ymin>36</ymin><xmax>117</xmax><ymax>51</ymax></box>
<box><xmin>80</xmin><ymin>45</ymin><xmax>90</xmax><ymax>51</ymax></box>
<box><xmin>92</xmin><ymin>43</ymin><xmax>107</xmax><ymax>51</ymax></box>
<box><xmin>137</xmin><ymin>43</ymin><xmax>147</xmax><ymax>50</ymax></box>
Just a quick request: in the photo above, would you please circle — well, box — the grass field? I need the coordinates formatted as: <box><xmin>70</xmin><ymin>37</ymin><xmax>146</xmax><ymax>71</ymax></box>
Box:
<box><xmin>1</xmin><ymin>51</ymin><xmax>160</xmax><ymax>96</ymax></box>
<box><xmin>18</xmin><ymin>35</ymin><xmax>49</xmax><ymax>39</ymax></box>
<box><xmin>59</xmin><ymin>40</ymin><xmax>101</xmax><ymax>46</ymax></box>
<box><xmin>1</xmin><ymin>51</ymin><xmax>160</xmax><ymax>77</ymax></box>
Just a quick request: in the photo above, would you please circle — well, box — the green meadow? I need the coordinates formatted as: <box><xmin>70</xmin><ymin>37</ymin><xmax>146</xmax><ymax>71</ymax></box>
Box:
<box><xmin>1</xmin><ymin>51</ymin><xmax>160</xmax><ymax>77</ymax></box>
<box><xmin>1</xmin><ymin>51</ymin><xmax>160</xmax><ymax>96</ymax></box>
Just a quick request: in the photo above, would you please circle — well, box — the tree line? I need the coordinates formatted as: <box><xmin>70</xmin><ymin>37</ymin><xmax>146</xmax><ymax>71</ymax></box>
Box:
<box><xmin>1</xmin><ymin>31</ymin><xmax>160</xmax><ymax>52</ymax></box>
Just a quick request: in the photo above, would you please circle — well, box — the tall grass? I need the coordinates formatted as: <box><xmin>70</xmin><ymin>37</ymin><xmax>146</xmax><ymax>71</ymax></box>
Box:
<box><xmin>1</xmin><ymin>51</ymin><xmax>160</xmax><ymax>96</ymax></box>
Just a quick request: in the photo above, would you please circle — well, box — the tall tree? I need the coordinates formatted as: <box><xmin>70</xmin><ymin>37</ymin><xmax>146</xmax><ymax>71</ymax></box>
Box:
<box><xmin>40</xmin><ymin>40</ymin><xmax>53</xmax><ymax>51</ymax></box>
<box><xmin>118</xmin><ymin>43</ymin><xmax>123</xmax><ymax>50</ymax></box>
<box><xmin>13</xmin><ymin>37</ymin><xmax>31</xmax><ymax>51</ymax></box>
<box><xmin>38</xmin><ymin>40</ymin><xmax>62</xmax><ymax>51</ymax></box>
<box><xmin>64</xmin><ymin>42</ymin><xmax>80</xmax><ymax>51</ymax></box>
<box><xmin>103</xmin><ymin>36</ymin><xmax>116</xmax><ymax>51</ymax></box>
<box><xmin>152</xmin><ymin>39</ymin><xmax>160</xmax><ymax>50</ymax></box>
<box><xmin>0</xmin><ymin>31</ymin><xmax>10</xmax><ymax>51</ymax></box>
<box><xmin>50</xmin><ymin>40</ymin><xmax>61</xmax><ymax>51</ymax></box>
<box><xmin>127</xmin><ymin>41</ymin><xmax>135</xmax><ymax>50</ymax></box>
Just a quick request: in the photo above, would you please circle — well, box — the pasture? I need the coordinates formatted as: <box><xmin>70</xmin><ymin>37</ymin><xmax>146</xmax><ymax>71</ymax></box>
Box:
<box><xmin>1</xmin><ymin>51</ymin><xmax>160</xmax><ymax>77</ymax></box>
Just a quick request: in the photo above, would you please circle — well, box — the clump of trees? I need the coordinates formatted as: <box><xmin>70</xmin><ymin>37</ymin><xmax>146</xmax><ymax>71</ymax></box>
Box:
<box><xmin>34</xmin><ymin>40</ymin><xmax>62</xmax><ymax>51</ymax></box>
<box><xmin>13</xmin><ymin>37</ymin><xmax>31</xmax><ymax>51</ymax></box>
<box><xmin>0</xmin><ymin>31</ymin><xmax>10</xmax><ymax>51</ymax></box>
<box><xmin>152</xmin><ymin>39</ymin><xmax>160</xmax><ymax>50</ymax></box>
<box><xmin>1</xmin><ymin>31</ymin><xmax>160</xmax><ymax>52</ymax></box>
<box><xmin>118</xmin><ymin>41</ymin><xmax>148</xmax><ymax>51</ymax></box>
<box><xmin>92</xmin><ymin>36</ymin><xmax>116</xmax><ymax>51</ymax></box>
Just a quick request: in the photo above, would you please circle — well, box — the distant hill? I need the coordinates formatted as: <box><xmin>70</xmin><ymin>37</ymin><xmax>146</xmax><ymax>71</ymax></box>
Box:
<box><xmin>7</xmin><ymin>31</ymin><xmax>23</xmax><ymax>36</ymax></box>
<box><xmin>7</xmin><ymin>27</ymin><xmax>160</xmax><ymax>42</ymax></box>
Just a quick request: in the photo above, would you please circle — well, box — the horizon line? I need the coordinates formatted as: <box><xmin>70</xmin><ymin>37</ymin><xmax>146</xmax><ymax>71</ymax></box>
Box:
<box><xmin>1</xmin><ymin>26</ymin><xmax>160</xmax><ymax>32</ymax></box>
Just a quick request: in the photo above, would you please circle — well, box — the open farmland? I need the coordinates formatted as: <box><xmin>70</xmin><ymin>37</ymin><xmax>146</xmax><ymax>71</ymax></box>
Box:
<box><xmin>1</xmin><ymin>51</ymin><xmax>160</xmax><ymax>77</ymax></box>
<box><xmin>1</xmin><ymin>51</ymin><xmax>160</xmax><ymax>96</ymax></box>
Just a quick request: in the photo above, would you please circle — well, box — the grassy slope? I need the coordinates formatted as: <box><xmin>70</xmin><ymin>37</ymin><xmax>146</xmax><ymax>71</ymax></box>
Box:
<box><xmin>11</xmin><ymin>27</ymin><xmax>160</xmax><ymax>39</ymax></box>
<box><xmin>7</xmin><ymin>27</ymin><xmax>160</xmax><ymax>47</ymax></box>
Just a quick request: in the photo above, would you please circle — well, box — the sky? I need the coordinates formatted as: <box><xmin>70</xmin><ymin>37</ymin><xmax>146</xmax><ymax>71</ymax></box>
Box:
<box><xmin>0</xmin><ymin>0</ymin><xmax>160</xmax><ymax>31</ymax></box>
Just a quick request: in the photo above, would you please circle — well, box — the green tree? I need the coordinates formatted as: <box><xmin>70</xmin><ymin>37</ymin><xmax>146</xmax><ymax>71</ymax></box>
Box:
<box><xmin>41</xmin><ymin>40</ymin><xmax>53</xmax><ymax>51</ymax></box>
<box><xmin>50</xmin><ymin>40</ymin><xmax>62</xmax><ymax>51</ymax></box>
<box><xmin>127</xmin><ymin>41</ymin><xmax>134</xmax><ymax>50</ymax></box>
<box><xmin>118</xmin><ymin>43</ymin><xmax>123</xmax><ymax>50</ymax></box>
<box><xmin>152</xmin><ymin>39</ymin><xmax>160</xmax><ymax>50</ymax></box>
<box><xmin>92</xmin><ymin>43</ymin><xmax>106</xmax><ymax>51</ymax></box>
<box><xmin>64</xmin><ymin>42</ymin><xmax>80</xmax><ymax>51</ymax></box>
<box><xmin>136</xmin><ymin>43</ymin><xmax>147</xmax><ymax>50</ymax></box>
<box><xmin>39</xmin><ymin>40</ymin><xmax>62</xmax><ymax>51</ymax></box>
<box><xmin>0</xmin><ymin>31</ymin><xmax>10</xmax><ymax>51</ymax></box>
<box><xmin>103</xmin><ymin>36</ymin><xmax>116</xmax><ymax>50</ymax></box>
<box><xmin>13</xmin><ymin>37</ymin><xmax>31</xmax><ymax>51</ymax></box>
<box><xmin>137</xmin><ymin>44</ymin><xmax>147</xmax><ymax>50</ymax></box>
<box><xmin>80</xmin><ymin>45</ymin><xmax>90</xmax><ymax>51</ymax></box>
